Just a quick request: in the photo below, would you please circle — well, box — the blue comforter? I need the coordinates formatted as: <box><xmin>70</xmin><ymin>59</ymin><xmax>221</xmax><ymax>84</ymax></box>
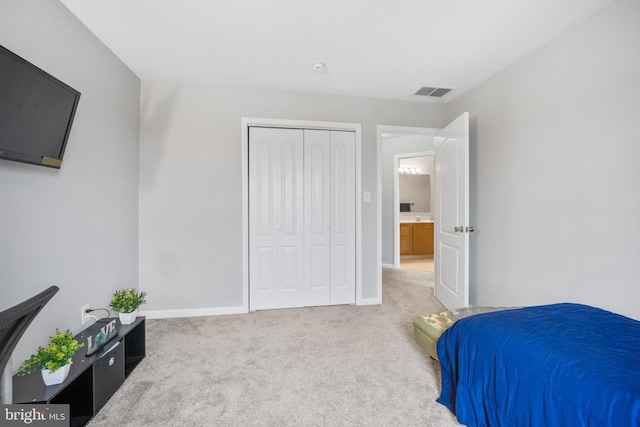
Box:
<box><xmin>437</xmin><ymin>303</ymin><xmax>640</xmax><ymax>426</ymax></box>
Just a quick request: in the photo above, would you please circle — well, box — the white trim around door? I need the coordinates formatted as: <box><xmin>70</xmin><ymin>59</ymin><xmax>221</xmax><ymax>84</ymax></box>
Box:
<box><xmin>242</xmin><ymin>118</ymin><xmax>363</xmax><ymax>312</ymax></box>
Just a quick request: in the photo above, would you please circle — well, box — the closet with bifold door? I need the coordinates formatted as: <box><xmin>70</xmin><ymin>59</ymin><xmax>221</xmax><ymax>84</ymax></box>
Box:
<box><xmin>249</xmin><ymin>126</ymin><xmax>355</xmax><ymax>310</ymax></box>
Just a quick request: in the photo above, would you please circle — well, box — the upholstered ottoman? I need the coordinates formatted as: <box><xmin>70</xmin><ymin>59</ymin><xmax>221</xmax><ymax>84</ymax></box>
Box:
<box><xmin>413</xmin><ymin>307</ymin><xmax>511</xmax><ymax>361</ymax></box>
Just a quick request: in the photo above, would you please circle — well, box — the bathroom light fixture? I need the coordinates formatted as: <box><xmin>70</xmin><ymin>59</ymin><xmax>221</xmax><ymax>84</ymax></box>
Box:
<box><xmin>398</xmin><ymin>167</ymin><xmax>421</xmax><ymax>174</ymax></box>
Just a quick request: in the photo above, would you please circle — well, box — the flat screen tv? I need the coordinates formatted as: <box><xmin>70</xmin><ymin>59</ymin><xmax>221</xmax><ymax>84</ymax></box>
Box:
<box><xmin>0</xmin><ymin>44</ymin><xmax>81</xmax><ymax>169</ymax></box>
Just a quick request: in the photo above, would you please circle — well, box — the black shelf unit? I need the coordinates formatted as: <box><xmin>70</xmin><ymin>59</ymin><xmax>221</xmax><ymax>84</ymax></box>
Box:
<box><xmin>13</xmin><ymin>317</ymin><xmax>145</xmax><ymax>427</ymax></box>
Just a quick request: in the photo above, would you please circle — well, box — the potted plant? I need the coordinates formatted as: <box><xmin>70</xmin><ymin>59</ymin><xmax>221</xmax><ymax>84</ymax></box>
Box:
<box><xmin>18</xmin><ymin>329</ymin><xmax>84</xmax><ymax>386</ymax></box>
<box><xmin>109</xmin><ymin>288</ymin><xmax>147</xmax><ymax>325</ymax></box>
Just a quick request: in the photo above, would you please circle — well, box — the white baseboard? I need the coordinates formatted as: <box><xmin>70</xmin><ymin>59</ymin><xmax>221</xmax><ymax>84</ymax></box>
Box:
<box><xmin>141</xmin><ymin>305</ymin><xmax>247</xmax><ymax>320</ymax></box>
<box><xmin>381</xmin><ymin>263</ymin><xmax>395</xmax><ymax>269</ymax></box>
<box><xmin>359</xmin><ymin>296</ymin><xmax>382</xmax><ymax>306</ymax></box>
<box><xmin>142</xmin><ymin>298</ymin><xmax>384</xmax><ymax>318</ymax></box>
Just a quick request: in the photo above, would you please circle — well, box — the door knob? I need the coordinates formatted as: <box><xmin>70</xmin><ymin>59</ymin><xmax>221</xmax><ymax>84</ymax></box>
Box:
<box><xmin>465</xmin><ymin>226</ymin><xmax>474</xmax><ymax>232</ymax></box>
<box><xmin>454</xmin><ymin>226</ymin><xmax>463</xmax><ymax>232</ymax></box>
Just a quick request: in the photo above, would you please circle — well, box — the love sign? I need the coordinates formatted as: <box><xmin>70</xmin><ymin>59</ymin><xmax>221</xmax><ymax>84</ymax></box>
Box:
<box><xmin>85</xmin><ymin>319</ymin><xmax>119</xmax><ymax>356</ymax></box>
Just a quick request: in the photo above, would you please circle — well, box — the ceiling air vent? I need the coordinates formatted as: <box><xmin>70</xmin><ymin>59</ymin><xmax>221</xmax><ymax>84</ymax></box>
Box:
<box><xmin>414</xmin><ymin>86</ymin><xmax>453</xmax><ymax>98</ymax></box>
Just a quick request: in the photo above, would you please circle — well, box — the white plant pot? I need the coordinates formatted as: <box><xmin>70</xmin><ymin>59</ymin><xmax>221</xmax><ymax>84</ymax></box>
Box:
<box><xmin>42</xmin><ymin>363</ymin><xmax>71</xmax><ymax>386</ymax></box>
<box><xmin>119</xmin><ymin>309</ymin><xmax>138</xmax><ymax>325</ymax></box>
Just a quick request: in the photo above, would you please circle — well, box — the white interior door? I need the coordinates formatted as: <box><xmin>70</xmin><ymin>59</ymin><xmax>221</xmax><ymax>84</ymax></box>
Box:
<box><xmin>329</xmin><ymin>131</ymin><xmax>356</xmax><ymax>305</ymax></box>
<box><xmin>435</xmin><ymin>112</ymin><xmax>470</xmax><ymax>310</ymax></box>
<box><xmin>304</xmin><ymin>130</ymin><xmax>331</xmax><ymax>305</ymax></box>
<box><xmin>249</xmin><ymin>127</ymin><xmax>305</xmax><ymax>310</ymax></box>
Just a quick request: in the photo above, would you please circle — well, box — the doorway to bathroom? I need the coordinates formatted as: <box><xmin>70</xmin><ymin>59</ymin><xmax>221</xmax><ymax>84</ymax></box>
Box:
<box><xmin>397</xmin><ymin>155</ymin><xmax>435</xmax><ymax>273</ymax></box>
<box><xmin>378</xmin><ymin>113</ymin><xmax>470</xmax><ymax>310</ymax></box>
<box><xmin>379</xmin><ymin>127</ymin><xmax>437</xmax><ymax>275</ymax></box>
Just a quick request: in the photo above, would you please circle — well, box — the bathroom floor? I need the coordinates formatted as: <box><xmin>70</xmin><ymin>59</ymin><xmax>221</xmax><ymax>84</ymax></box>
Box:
<box><xmin>399</xmin><ymin>258</ymin><xmax>434</xmax><ymax>273</ymax></box>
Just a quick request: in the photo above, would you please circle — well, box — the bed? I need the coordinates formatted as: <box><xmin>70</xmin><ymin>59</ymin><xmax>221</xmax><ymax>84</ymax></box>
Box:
<box><xmin>436</xmin><ymin>303</ymin><xmax>640</xmax><ymax>427</ymax></box>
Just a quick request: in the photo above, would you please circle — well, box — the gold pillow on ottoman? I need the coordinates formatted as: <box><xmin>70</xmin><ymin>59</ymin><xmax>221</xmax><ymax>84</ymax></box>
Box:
<box><xmin>413</xmin><ymin>307</ymin><xmax>513</xmax><ymax>361</ymax></box>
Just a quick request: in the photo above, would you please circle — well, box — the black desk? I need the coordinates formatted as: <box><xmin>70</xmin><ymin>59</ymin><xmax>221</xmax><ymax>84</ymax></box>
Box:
<box><xmin>13</xmin><ymin>317</ymin><xmax>145</xmax><ymax>427</ymax></box>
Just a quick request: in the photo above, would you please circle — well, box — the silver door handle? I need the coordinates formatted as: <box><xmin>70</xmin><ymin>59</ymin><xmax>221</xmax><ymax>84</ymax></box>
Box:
<box><xmin>454</xmin><ymin>226</ymin><xmax>463</xmax><ymax>232</ymax></box>
<box><xmin>466</xmin><ymin>226</ymin><xmax>474</xmax><ymax>232</ymax></box>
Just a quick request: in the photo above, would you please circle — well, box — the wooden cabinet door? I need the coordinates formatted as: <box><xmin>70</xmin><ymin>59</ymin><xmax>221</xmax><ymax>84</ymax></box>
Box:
<box><xmin>399</xmin><ymin>223</ymin><xmax>414</xmax><ymax>255</ymax></box>
<box><xmin>413</xmin><ymin>223</ymin><xmax>431</xmax><ymax>255</ymax></box>
<box><xmin>425</xmin><ymin>223</ymin><xmax>434</xmax><ymax>255</ymax></box>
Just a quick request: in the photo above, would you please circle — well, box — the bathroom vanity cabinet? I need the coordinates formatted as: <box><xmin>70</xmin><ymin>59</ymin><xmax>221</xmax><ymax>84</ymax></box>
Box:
<box><xmin>400</xmin><ymin>222</ymin><xmax>434</xmax><ymax>256</ymax></box>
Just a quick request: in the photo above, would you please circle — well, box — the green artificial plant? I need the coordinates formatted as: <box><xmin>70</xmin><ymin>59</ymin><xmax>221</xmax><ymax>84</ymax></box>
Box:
<box><xmin>18</xmin><ymin>329</ymin><xmax>83</xmax><ymax>375</ymax></box>
<box><xmin>109</xmin><ymin>288</ymin><xmax>147</xmax><ymax>313</ymax></box>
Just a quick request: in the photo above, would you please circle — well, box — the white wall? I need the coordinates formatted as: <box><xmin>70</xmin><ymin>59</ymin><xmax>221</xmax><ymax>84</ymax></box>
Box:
<box><xmin>139</xmin><ymin>82</ymin><xmax>446</xmax><ymax>313</ymax></box>
<box><xmin>446</xmin><ymin>0</ymin><xmax>640</xmax><ymax>320</ymax></box>
<box><xmin>0</xmin><ymin>0</ymin><xmax>140</xmax><ymax>370</ymax></box>
<box><xmin>381</xmin><ymin>134</ymin><xmax>435</xmax><ymax>267</ymax></box>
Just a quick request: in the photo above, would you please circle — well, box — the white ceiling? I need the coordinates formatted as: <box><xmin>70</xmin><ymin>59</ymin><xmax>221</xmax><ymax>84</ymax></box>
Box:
<box><xmin>60</xmin><ymin>0</ymin><xmax>617</xmax><ymax>103</ymax></box>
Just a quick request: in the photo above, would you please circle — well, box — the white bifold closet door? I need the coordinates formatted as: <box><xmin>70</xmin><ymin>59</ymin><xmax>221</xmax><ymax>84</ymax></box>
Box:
<box><xmin>249</xmin><ymin>127</ymin><xmax>355</xmax><ymax>310</ymax></box>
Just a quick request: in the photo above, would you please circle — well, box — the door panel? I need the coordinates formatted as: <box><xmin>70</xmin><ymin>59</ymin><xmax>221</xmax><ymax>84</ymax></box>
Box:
<box><xmin>310</xmin><ymin>245</ymin><xmax>326</xmax><ymax>289</ymax></box>
<box><xmin>333</xmin><ymin>244</ymin><xmax>348</xmax><ymax>289</ymax></box>
<box><xmin>257</xmin><ymin>248</ymin><xmax>272</xmax><ymax>291</ymax></box>
<box><xmin>435</xmin><ymin>113</ymin><xmax>469</xmax><ymax>310</ymax></box>
<box><xmin>257</xmin><ymin>143</ymin><xmax>273</xmax><ymax>236</ymax></box>
<box><xmin>330</xmin><ymin>131</ymin><xmax>355</xmax><ymax>305</ymax></box>
<box><xmin>413</xmin><ymin>223</ymin><xmax>430</xmax><ymax>255</ymax></box>
<box><xmin>281</xmin><ymin>141</ymin><xmax>299</xmax><ymax>235</ymax></box>
<box><xmin>399</xmin><ymin>223</ymin><xmax>414</xmax><ymax>255</ymax></box>
<box><xmin>304</xmin><ymin>130</ymin><xmax>331</xmax><ymax>305</ymax></box>
<box><xmin>439</xmin><ymin>243</ymin><xmax>459</xmax><ymax>294</ymax></box>
<box><xmin>282</xmin><ymin>246</ymin><xmax>297</xmax><ymax>290</ymax></box>
<box><xmin>249</xmin><ymin>127</ymin><xmax>305</xmax><ymax>309</ymax></box>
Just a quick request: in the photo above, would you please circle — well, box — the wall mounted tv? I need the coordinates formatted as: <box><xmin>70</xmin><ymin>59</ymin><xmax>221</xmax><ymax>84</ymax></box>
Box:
<box><xmin>0</xmin><ymin>45</ymin><xmax>81</xmax><ymax>169</ymax></box>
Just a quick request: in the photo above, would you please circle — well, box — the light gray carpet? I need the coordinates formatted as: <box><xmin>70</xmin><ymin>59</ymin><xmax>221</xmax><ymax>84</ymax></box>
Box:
<box><xmin>88</xmin><ymin>269</ymin><xmax>461</xmax><ymax>426</ymax></box>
